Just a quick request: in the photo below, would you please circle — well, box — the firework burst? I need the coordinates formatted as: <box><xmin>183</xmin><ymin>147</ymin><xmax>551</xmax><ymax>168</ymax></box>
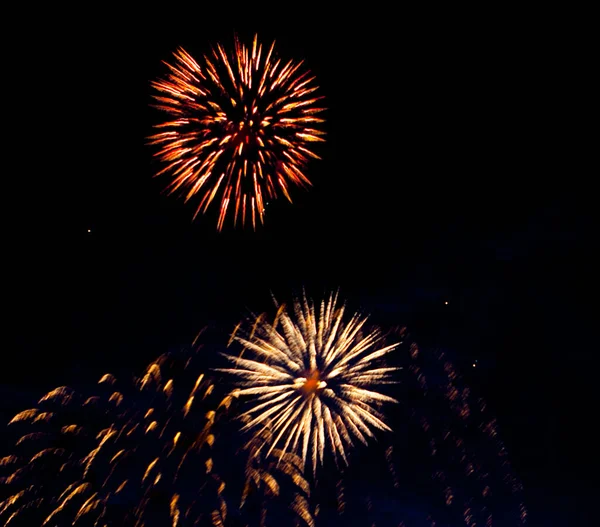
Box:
<box><xmin>397</xmin><ymin>339</ymin><xmax>528</xmax><ymax>526</ymax></box>
<box><xmin>149</xmin><ymin>34</ymin><xmax>326</xmax><ymax>230</ymax></box>
<box><xmin>0</xmin><ymin>349</ymin><xmax>229</xmax><ymax>526</ymax></box>
<box><xmin>219</xmin><ymin>292</ymin><xmax>400</xmax><ymax>475</ymax></box>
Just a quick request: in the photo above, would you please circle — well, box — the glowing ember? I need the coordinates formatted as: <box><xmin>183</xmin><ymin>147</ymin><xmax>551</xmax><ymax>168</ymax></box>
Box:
<box><xmin>300</xmin><ymin>370</ymin><xmax>324</xmax><ymax>395</ymax></box>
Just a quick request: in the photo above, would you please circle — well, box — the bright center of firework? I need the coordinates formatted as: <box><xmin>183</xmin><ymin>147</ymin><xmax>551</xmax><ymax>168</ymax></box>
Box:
<box><xmin>225</xmin><ymin>112</ymin><xmax>265</xmax><ymax>158</ymax></box>
<box><xmin>296</xmin><ymin>370</ymin><xmax>326</xmax><ymax>396</ymax></box>
<box><xmin>235</xmin><ymin>120</ymin><xmax>259</xmax><ymax>141</ymax></box>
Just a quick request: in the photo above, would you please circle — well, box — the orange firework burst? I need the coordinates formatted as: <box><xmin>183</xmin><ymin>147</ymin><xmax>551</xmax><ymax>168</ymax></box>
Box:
<box><xmin>149</xmin><ymin>34</ymin><xmax>326</xmax><ymax>230</ymax></box>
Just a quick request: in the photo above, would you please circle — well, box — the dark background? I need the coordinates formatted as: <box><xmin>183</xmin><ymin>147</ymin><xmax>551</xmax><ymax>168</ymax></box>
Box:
<box><xmin>3</xmin><ymin>5</ymin><xmax>595</xmax><ymax>526</ymax></box>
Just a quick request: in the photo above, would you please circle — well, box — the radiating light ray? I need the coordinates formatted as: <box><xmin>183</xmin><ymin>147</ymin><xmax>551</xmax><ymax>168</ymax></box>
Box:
<box><xmin>219</xmin><ymin>292</ymin><xmax>400</xmax><ymax>473</ymax></box>
<box><xmin>149</xmin><ymin>35</ymin><xmax>325</xmax><ymax>230</ymax></box>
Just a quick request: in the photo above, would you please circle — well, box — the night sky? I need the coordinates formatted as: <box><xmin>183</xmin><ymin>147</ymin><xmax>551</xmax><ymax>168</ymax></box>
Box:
<box><xmin>3</xmin><ymin>6</ymin><xmax>594</xmax><ymax>526</ymax></box>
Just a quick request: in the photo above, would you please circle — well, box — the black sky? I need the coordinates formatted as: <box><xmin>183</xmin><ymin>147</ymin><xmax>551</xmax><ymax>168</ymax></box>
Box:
<box><xmin>3</xmin><ymin>6</ymin><xmax>595</xmax><ymax>525</ymax></box>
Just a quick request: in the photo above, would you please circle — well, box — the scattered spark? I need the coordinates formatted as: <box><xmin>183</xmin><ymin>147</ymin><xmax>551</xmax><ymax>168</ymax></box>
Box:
<box><xmin>0</xmin><ymin>350</ymin><xmax>228</xmax><ymax>526</ymax></box>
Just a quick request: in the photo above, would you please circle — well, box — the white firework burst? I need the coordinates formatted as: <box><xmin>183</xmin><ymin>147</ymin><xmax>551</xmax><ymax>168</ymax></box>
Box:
<box><xmin>218</xmin><ymin>292</ymin><xmax>400</xmax><ymax>474</ymax></box>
